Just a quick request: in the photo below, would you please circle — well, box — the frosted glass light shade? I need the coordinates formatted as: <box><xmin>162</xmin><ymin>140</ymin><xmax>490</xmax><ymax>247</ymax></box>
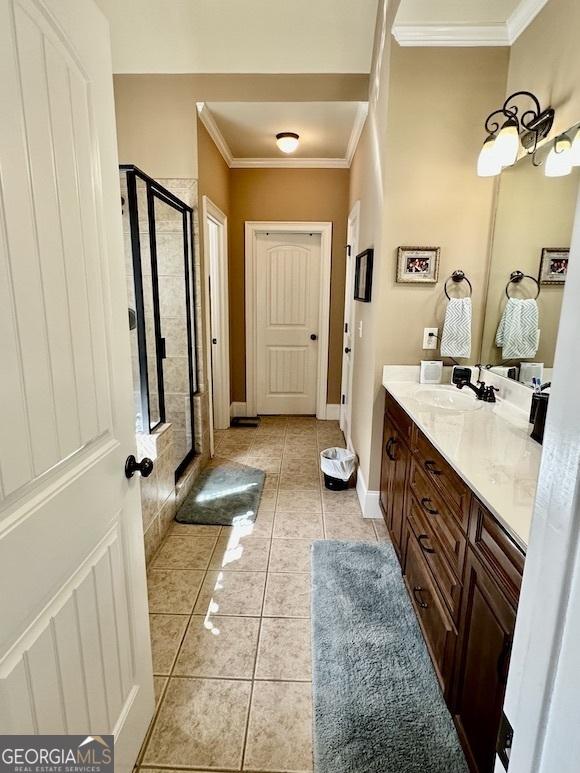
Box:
<box><xmin>276</xmin><ymin>132</ymin><xmax>300</xmax><ymax>154</ymax></box>
<box><xmin>571</xmin><ymin>127</ymin><xmax>580</xmax><ymax>166</ymax></box>
<box><xmin>477</xmin><ymin>135</ymin><xmax>501</xmax><ymax>177</ymax></box>
<box><xmin>545</xmin><ymin>135</ymin><xmax>573</xmax><ymax>177</ymax></box>
<box><xmin>494</xmin><ymin>118</ymin><xmax>520</xmax><ymax>167</ymax></box>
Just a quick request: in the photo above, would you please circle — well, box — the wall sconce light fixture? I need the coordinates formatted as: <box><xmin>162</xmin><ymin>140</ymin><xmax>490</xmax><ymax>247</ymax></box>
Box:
<box><xmin>477</xmin><ymin>91</ymin><xmax>554</xmax><ymax>177</ymax></box>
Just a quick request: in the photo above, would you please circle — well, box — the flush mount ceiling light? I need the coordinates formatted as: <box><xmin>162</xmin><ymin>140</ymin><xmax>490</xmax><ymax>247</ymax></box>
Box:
<box><xmin>477</xmin><ymin>91</ymin><xmax>554</xmax><ymax>177</ymax></box>
<box><xmin>276</xmin><ymin>132</ymin><xmax>300</xmax><ymax>154</ymax></box>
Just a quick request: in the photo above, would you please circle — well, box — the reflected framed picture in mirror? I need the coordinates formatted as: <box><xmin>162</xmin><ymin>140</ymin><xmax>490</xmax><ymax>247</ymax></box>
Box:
<box><xmin>396</xmin><ymin>246</ymin><xmax>440</xmax><ymax>284</ymax></box>
<box><xmin>539</xmin><ymin>248</ymin><xmax>569</xmax><ymax>285</ymax></box>
<box><xmin>354</xmin><ymin>248</ymin><xmax>374</xmax><ymax>302</ymax></box>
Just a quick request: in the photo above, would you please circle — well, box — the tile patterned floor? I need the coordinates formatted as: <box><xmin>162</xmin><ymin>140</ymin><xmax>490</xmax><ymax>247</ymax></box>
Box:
<box><xmin>138</xmin><ymin>416</ymin><xmax>387</xmax><ymax>773</ymax></box>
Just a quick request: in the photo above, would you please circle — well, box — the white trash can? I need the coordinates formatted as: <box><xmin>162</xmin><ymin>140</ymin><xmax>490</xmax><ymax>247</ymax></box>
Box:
<box><xmin>320</xmin><ymin>447</ymin><xmax>357</xmax><ymax>490</ymax></box>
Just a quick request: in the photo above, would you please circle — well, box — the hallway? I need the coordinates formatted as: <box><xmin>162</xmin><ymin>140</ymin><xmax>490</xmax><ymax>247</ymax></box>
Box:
<box><xmin>139</xmin><ymin>417</ymin><xmax>386</xmax><ymax>771</ymax></box>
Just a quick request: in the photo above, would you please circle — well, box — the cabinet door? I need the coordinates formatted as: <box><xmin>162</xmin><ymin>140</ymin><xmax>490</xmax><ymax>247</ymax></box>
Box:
<box><xmin>454</xmin><ymin>549</ymin><xmax>516</xmax><ymax>773</ymax></box>
<box><xmin>379</xmin><ymin>413</ymin><xmax>409</xmax><ymax>556</ymax></box>
<box><xmin>380</xmin><ymin>414</ymin><xmax>397</xmax><ymax>527</ymax></box>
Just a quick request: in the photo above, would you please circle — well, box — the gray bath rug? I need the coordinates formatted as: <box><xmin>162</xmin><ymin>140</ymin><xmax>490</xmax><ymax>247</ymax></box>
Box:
<box><xmin>175</xmin><ymin>460</ymin><xmax>265</xmax><ymax>526</ymax></box>
<box><xmin>311</xmin><ymin>540</ymin><xmax>468</xmax><ymax>773</ymax></box>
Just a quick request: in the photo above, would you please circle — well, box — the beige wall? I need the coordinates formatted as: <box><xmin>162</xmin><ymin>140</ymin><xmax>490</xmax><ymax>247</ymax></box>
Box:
<box><xmin>507</xmin><ymin>0</ymin><xmax>580</xmax><ymax>138</ymax></box>
<box><xmin>228</xmin><ymin>168</ymin><xmax>350</xmax><ymax>405</ymax></box>
<box><xmin>114</xmin><ymin>75</ymin><xmax>198</xmax><ymax>178</ymax></box>
<box><xmin>349</xmin><ymin>28</ymin><xmax>509</xmax><ymax>490</ymax></box>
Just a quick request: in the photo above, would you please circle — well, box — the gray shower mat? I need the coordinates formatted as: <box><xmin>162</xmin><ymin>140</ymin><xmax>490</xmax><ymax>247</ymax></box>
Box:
<box><xmin>175</xmin><ymin>461</ymin><xmax>265</xmax><ymax>526</ymax></box>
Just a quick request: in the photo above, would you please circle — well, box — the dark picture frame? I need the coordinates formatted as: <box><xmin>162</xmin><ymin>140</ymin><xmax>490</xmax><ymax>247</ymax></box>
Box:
<box><xmin>396</xmin><ymin>246</ymin><xmax>440</xmax><ymax>284</ymax></box>
<box><xmin>354</xmin><ymin>248</ymin><xmax>374</xmax><ymax>302</ymax></box>
<box><xmin>539</xmin><ymin>247</ymin><xmax>569</xmax><ymax>285</ymax></box>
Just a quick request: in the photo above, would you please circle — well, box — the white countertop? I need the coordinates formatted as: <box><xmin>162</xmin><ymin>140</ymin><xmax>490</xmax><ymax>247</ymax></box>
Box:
<box><xmin>382</xmin><ymin>368</ymin><xmax>541</xmax><ymax>550</ymax></box>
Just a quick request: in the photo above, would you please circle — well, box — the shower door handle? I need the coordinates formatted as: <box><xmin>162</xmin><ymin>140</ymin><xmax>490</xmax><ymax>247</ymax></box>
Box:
<box><xmin>159</xmin><ymin>337</ymin><xmax>167</xmax><ymax>359</ymax></box>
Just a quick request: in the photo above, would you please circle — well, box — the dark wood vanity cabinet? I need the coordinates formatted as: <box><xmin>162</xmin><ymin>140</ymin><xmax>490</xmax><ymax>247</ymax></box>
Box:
<box><xmin>379</xmin><ymin>412</ymin><xmax>410</xmax><ymax>557</ymax></box>
<box><xmin>379</xmin><ymin>389</ymin><xmax>525</xmax><ymax>773</ymax></box>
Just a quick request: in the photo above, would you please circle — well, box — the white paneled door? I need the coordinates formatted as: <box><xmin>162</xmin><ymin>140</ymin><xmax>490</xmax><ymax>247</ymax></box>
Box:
<box><xmin>0</xmin><ymin>0</ymin><xmax>153</xmax><ymax>769</ymax></box>
<box><xmin>256</xmin><ymin>232</ymin><xmax>322</xmax><ymax>414</ymax></box>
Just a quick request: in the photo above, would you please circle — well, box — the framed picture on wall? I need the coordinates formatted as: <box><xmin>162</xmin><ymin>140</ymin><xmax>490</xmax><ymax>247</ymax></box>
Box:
<box><xmin>539</xmin><ymin>247</ymin><xmax>569</xmax><ymax>285</ymax></box>
<box><xmin>354</xmin><ymin>248</ymin><xmax>374</xmax><ymax>302</ymax></box>
<box><xmin>396</xmin><ymin>246</ymin><xmax>440</xmax><ymax>284</ymax></box>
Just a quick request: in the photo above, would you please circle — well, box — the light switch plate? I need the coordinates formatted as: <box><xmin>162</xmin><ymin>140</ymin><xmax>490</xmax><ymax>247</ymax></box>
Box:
<box><xmin>423</xmin><ymin>327</ymin><xmax>438</xmax><ymax>350</ymax></box>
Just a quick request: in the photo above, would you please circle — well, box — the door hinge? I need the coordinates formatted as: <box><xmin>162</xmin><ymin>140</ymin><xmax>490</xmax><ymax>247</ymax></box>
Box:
<box><xmin>344</xmin><ymin>322</ymin><xmax>348</xmax><ymax>334</ymax></box>
<box><xmin>346</xmin><ymin>244</ymin><xmax>352</xmax><ymax>256</ymax></box>
<box><xmin>341</xmin><ymin>394</ymin><xmax>346</xmax><ymax>405</ymax></box>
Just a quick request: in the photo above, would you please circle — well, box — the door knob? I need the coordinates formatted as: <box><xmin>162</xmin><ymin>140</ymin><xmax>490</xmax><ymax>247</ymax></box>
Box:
<box><xmin>344</xmin><ymin>347</ymin><xmax>351</xmax><ymax>354</ymax></box>
<box><xmin>125</xmin><ymin>454</ymin><xmax>154</xmax><ymax>479</ymax></box>
<box><xmin>310</xmin><ymin>334</ymin><xmax>318</xmax><ymax>341</ymax></box>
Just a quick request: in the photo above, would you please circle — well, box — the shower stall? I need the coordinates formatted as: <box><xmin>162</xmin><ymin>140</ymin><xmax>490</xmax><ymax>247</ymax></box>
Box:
<box><xmin>121</xmin><ymin>166</ymin><xmax>198</xmax><ymax>479</ymax></box>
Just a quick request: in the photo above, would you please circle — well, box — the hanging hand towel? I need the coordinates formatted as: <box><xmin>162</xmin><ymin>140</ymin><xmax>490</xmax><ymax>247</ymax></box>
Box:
<box><xmin>440</xmin><ymin>297</ymin><xmax>472</xmax><ymax>358</ymax></box>
<box><xmin>495</xmin><ymin>298</ymin><xmax>539</xmax><ymax>359</ymax></box>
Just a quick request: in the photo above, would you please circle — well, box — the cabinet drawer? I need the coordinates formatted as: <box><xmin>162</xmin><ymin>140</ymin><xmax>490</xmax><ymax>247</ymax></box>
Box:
<box><xmin>409</xmin><ymin>460</ymin><xmax>467</xmax><ymax>577</ymax></box>
<box><xmin>407</xmin><ymin>497</ymin><xmax>463</xmax><ymax>622</ymax></box>
<box><xmin>385</xmin><ymin>390</ymin><xmax>413</xmax><ymax>444</ymax></box>
<box><xmin>469</xmin><ymin>497</ymin><xmax>525</xmax><ymax>608</ymax></box>
<box><xmin>413</xmin><ymin>429</ymin><xmax>469</xmax><ymax>528</ymax></box>
<box><xmin>403</xmin><ymin>526</ymin><xmax>457</xmax><ymax>694</ymax></box>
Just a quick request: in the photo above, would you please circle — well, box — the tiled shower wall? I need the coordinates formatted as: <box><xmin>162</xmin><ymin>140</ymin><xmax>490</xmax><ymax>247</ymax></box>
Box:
<box><xmin>122</xmin><ymin>175</ymin><xmax>211</xmax><ymax>562</ymax></box>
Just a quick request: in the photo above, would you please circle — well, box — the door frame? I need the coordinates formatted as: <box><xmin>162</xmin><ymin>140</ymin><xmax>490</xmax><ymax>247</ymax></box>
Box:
<box><xmin>245</xmin><ymin>221</ymin><xmax>332</xmax><ymax>419</ymax></box>
<box><xmin>202</xmin><ymin>196</ymin><xmax>230</xmax><ymax>450</ymax></box>
<box><xmin>340</xmin><ymin>200</ymin><xmax>360</xmax><ymax>443</ymax></box>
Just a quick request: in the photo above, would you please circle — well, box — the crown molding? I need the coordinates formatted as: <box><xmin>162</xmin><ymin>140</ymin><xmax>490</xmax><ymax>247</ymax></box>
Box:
<box><xmin>507</xmin><ymin>0</ymin><xmax>550</xmax><ymax>43</ymax></box>
<box><xmin>345</xmin><ymin>102</ymin><xmax>368</xmax><ymax>166</ymax></box>
<box><xmin>392</xmin><ymin>0</ymin><xmax>550</xmax><ymax>48</ymax></box>
<box><xmin>230</xmin><ymin>157</ymin><xmax>350</xmax><ymax>169</ymax></box>
<box><xmin>392</xmin><ymin>22</ymin><xmax>510</xmax><ymax>47</ymax></box>
<box><xmin>197</xmin><ymin>101</ymin><xmax>364</xmax><ymax>169</ymax></box>
<box><xmin>196</xmin><ymin>101</ymin><xmax>233</xmax><ymax>166</ymax></box>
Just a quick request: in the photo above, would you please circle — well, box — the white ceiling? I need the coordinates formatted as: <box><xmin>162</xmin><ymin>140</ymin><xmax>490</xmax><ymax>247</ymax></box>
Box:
<box><xmin>395</xmin><ymin>0</ymin><xmax>521</xmax><ymax>26</ymax></box>
<box><xmin>198</xmin><ymin>101</ymin><xmax>367</xmax><ymax>167</ymax></box>
<box><xmin>95</xmin><ymin>0</ymin><xmax>379</xmax><ymax>74</ymax></box>
<box><xmin>205</xmin><ymin>102</ymin><xmax>364</xmax><ymax>160</ymax></box>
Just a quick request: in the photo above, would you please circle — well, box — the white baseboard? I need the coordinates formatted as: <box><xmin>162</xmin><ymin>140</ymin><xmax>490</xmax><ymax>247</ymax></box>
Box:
<box><xmin>325</xmin><ymin>404</ymin><xmax>340</xmax><ymax>420</ymax></box>
<box><xmin>230</xmin><ymin>402</ymin><xmax>248</xmax><ymax>418</ymax></box>
<box><xmin>355</xmin><ymin>465</ymin><xmax>382</xmax><ymax>519</ymax></box>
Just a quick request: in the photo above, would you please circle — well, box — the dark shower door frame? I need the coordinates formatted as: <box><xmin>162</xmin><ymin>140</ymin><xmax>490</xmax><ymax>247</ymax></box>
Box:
<box><xmin>122</xmin><ymin>165</ymin><xmax>198</xmax><ymax>480</ymax></box>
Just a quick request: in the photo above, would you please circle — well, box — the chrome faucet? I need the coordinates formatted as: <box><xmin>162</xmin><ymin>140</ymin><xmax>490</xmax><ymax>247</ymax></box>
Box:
<box><xmin>457</xmin><ymin>378</ymin><xmax>499</xmax><ymax>403</ymax></box>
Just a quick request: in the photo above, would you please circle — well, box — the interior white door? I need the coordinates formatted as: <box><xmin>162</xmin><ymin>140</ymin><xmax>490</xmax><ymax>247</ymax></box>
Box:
<box><xmin>0</xmin><ymin>0</ymin><xmax>153</xmax><ymax>769</ymax></box>
<box><xmin>256</xmin><ymin>232</ymin><xmax>322</xmax><ymax>414</ymax></box>
<box><xmin>207</xmin><ymin>206</ymin><xmax>230</xmax><ymax>431</ymax></box>
<box><xmin>340</xmin><ymin>203</ymin><xmax>360</xmax><ymax>442</ymax></box>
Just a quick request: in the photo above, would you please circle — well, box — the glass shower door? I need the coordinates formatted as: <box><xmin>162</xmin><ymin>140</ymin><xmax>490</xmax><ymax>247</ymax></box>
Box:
<box><xmin>150</xmin><ymin>190</ymin><xmax>197</xmax><ymax>477</ymax></box>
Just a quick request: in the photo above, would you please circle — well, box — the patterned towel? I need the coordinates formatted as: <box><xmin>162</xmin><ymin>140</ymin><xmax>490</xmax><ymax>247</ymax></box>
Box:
<box><xmin>440</xmin><ymin>297</ymin><xmax>472</xmax><ymax>358</ymax></box>
<box><xmin>495</xmin><ymin>298</ymin><xmax>539</xmax><ymax>359</ymax></box>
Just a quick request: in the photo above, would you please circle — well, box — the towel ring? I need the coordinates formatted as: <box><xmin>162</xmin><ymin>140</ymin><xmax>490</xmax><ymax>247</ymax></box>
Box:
<box><xmin>444</xmin><ymin>270</ymin><xmax>473</xmax><ymax>299</ymax></box>
<box><xmin>505</xmin><ymin>270</ymin><xmax>541</xmax><ymax>299</ymax></box>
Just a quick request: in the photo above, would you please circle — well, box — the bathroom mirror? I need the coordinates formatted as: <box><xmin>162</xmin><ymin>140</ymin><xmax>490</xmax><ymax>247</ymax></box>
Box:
<box><xmin>479</xmin><ymin>126</ymin><xmax>579</xmax><ymax>387</ymax></box>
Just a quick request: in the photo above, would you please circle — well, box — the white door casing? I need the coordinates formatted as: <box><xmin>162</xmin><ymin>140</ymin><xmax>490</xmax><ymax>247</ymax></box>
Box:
<box><xmin>245</xmin><ymin>222</ymin><xmax>332</xmax><ymax>418</ymax></box>
<box><xmin>202</xmin><ymin>196</ymin><xmax>230</xmax><ymax>443</ymax></box>
<box><xmin>0</xmin><ymin>0</ymin><xmax>153</xmax><ymax>768</ymax></box>
<box><xmin>340</xmin><ymin>201</ymin><xmax>360</xmax><ymax>444</ymax></box>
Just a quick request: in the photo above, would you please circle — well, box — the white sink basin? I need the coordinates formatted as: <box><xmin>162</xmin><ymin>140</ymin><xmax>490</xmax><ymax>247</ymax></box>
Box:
<box><xmin>415</xmin><ymin>387</ymin><xmax>483</xmax><ymax>412</ymax></box>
